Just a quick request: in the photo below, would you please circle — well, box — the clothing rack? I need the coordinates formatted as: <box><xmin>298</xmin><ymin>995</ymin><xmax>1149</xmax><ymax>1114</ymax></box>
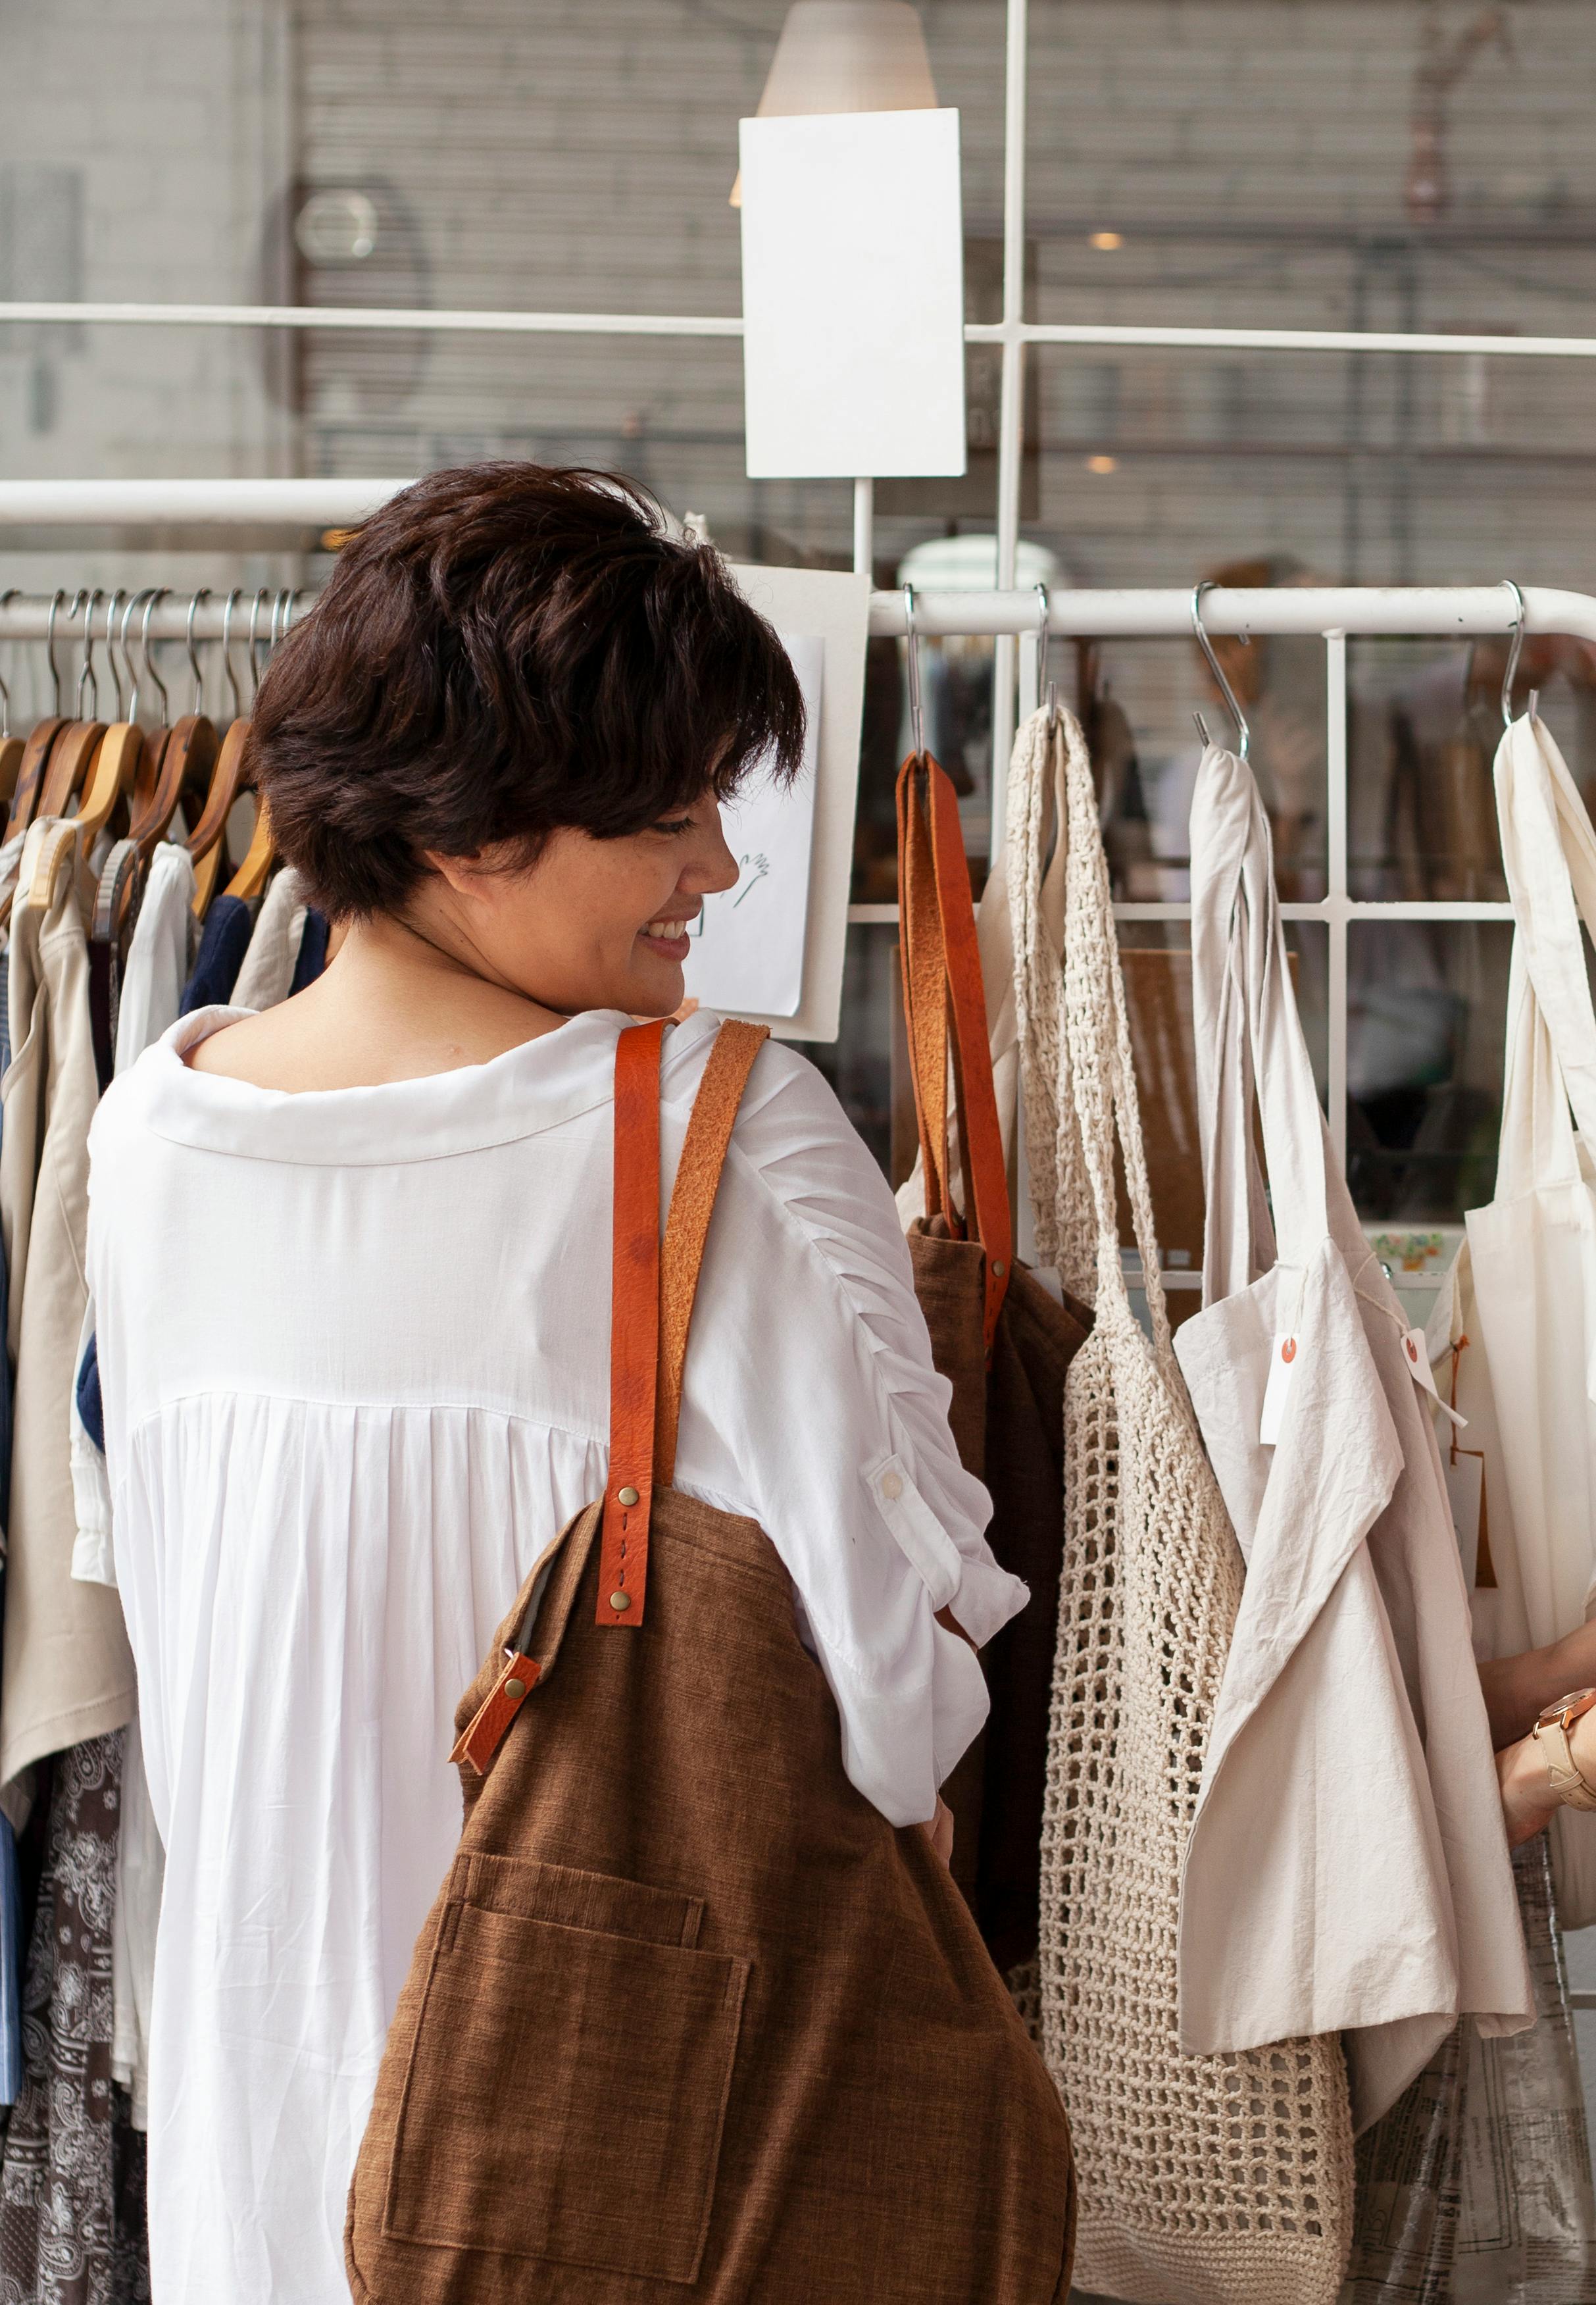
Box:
<box><xmin>1</xmin><ymin>555</ymin><xmax>1585</xmax><ymax>1263</ymax></box>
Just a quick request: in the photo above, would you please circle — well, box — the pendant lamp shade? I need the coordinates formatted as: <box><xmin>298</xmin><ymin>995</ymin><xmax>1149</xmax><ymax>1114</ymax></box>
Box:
<box><xmin>730</xmin><ymin>2</ymin><xmax>938</xmax><ymax>205</ymax></box>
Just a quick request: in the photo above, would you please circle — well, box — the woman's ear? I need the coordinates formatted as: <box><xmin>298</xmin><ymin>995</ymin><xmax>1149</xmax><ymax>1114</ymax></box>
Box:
<box><xmin>421</xmin><ymin>837</ymin><xmax>546</xmax><ymax>901</ymax></box>
<box><xmin>421</xmin><ymin>847</ymin><xmax>500</xmax><ymax>901</ymax></box>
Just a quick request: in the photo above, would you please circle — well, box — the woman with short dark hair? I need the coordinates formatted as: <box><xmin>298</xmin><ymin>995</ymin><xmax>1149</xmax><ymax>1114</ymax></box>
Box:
<box><xmin>86</xmin><ymin>467</ymin><xmax>1070</xmax><ymax>2304</ymax></box>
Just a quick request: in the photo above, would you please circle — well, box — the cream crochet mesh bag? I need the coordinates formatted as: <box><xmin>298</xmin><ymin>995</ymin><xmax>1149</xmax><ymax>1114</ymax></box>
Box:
<box><xmin>1012</xmin><ymin>707</ymin><xmax>1354</xmax><ymax>2305</ymax></box>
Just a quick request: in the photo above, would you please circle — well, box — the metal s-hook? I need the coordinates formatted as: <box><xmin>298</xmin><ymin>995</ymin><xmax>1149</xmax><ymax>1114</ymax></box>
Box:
<box><xmin>1035</xmin><ymin>582</ymin><xmax>1060</xmax><ymax>729</ymax></box>
<box><xmin>186</xmin><ymin>588</ymin><xmax>212</xmax><ymax>716</ymax></box>
<box><xmin>77</xmin><ymin>586</ymin><xmax>105</xmax><ymax>719</ymax></box>
<box><xmin>220</xmin><ymin>588</ymin><xmax>244</xmax><ymax>722</ymax></box>
<box><xmin>103</xmin><ymin>588</ymin><xmax>128</xmax><ymax>719</ymax></box>
<box><xmin>139</xmin><ymin>588</ymin><xmax>170</xmax><ymax>722</ymax></box>
<box><xmin>246</xmin><ymin>589</ymin><xmax>270</xmax><ymax>705</ymax></box>
<box><xmin>1500</xmin><ymin>578</ymin><xmax>1527</xmax><ymax>728</ymax></box>
<box><xmin>44</xmin><ymin>589</ymin><xmax>68</xmax><ymax>717</ymax></box>
<box><xmin>120</xmin><ymin>590</ymin><xmax>150</xmax><ymax>723</ymax></box>
<box><xmin>903</xmin><ymin>582</ymin><xmax>926</xmax><ymax>761</ymax></box>
<box><xmin>1191</xmin><ymin>580</ymin><xmax>1251</xmax><ymax>759</ymax></box>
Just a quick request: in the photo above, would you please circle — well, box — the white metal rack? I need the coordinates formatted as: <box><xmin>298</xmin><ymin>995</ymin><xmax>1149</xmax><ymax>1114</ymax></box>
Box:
<box><xmin>0</xmin><ymin>567</ymin><xmax>1576</xmax><ymax>1203</ymax></box>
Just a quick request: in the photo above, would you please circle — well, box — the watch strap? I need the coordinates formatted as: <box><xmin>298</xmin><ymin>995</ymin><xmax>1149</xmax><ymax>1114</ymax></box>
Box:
<box><xmin>1534</xmin><ymin>1715</ymin><xmax>1596</xmax><ymax>1810</ymax></box>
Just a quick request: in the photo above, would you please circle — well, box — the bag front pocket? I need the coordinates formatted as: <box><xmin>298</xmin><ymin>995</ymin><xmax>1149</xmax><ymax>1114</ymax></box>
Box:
<box><xmin>382</xmin><ymin>1858</ymin><xmax>749</xmax><ymax>2285</ymax></box>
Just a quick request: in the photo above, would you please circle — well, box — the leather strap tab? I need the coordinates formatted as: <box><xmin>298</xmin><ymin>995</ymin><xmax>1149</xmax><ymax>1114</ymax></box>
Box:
<box><xmin>895</xmin><ymin>753</ymin><xmax>1013</xmax><ymax>1356</ymax></box>
<box><xmin>596</xmin><ymin>1020</ymin><xmax>667</xmax><ymax>1628</ymax></box>
<box><xmin>655</xmin><ymin>1019</ymin><xmax>770</xmax><ymax>1485</ymax></box>
<box><xmin>451</xmin><ymin>1653</ymin><xmax>543</xmax><ymax>1775</ymax></box>
<box><xmin>897</xmin><ymin>759</ymin><xmax>952</xmax><ymax>1221</ymax></box>
<box><xmin>1535</xmin><ymin>1716</ymin><xmax>1596</xmax><ymax>1810</ymax></box>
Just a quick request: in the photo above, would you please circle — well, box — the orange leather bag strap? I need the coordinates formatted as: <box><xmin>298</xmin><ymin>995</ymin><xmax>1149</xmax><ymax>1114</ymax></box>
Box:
<box><xmin>457</xmin><ymin>1017</ymin><xmax>768</xmax><ymax>1765</ymax></box>
<box><xmin>595</xmin><ymin>1016</ymin><xmax>769</xmax><ymax>1629</ymax></box>
<box><xmin>895</xmin><ymin>752</ymin><xmax>1013</xmax><ymax>1355</ymax></box>
<box><xmin>595</xmin><ymin>1019</ymin><xmax>668</xmax><ymax>1629</ymax></box>
<box><xmin>655</xmin><ymin>1019</ymin><xmax>770</xmax><ymax>1486</ymax></box>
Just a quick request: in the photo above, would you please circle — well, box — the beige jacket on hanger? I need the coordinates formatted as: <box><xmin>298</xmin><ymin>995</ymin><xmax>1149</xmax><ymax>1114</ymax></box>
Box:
<box><xmin>1172</xmin><ymin>744</ymin><xmax>1532</xmax><ymax>2135</ymax></box>
<box><xmin>0</xmin><ymin>819</ymin><xmax>136</xmax><ymax>1804</ymax></box>
<box><xmin>230</xmin><ymin>865</ymin><xmax>309</xmax><ymax>1014</ymax></box>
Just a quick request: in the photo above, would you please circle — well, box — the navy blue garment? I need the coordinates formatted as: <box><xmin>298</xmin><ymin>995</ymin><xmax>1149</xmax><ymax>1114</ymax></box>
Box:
<box><xmin>289</xmin><ymin>907</ymin><xmax>329</xmax><ymax>994</ymax></box>
<box><xmin>178</xmin><ymin>894</ymin><xmax>254</xmax><ymax>1016</ymax></box>
<box><xmin>76</xmin><ymin>1332</ymin><xmax>104</xmax><ymax>1455</ymax></box>
<box><xmin>0</xmin><ymin>1811</ymin><xmax>20</xmax><ymax>2106</ymax></box>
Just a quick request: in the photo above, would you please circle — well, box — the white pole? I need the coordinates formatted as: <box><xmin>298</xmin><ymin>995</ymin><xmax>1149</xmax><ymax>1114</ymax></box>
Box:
<box><xmin>991</xmin><ymin>0</ymin><xmax>1029</xmax><ymax>854</ymax></box>
<box><xmin>1324</xmin><ymin>631</ymin><xmax>1349</xmax><ymax>1174</ymax></box>
<box><xmin>861</xmin><ymin>583</ymin><xmax>1596</xmax><ymax>643</ymax></box>
<box><xmin>852</xmin><ymin>478</ymin><xmax>874</xmax><ymax>578</ymax></box>
<box><xmin>10</xmin><ymin>302</ymin><xmax>1596</xmax><ymax>364</ymax></box>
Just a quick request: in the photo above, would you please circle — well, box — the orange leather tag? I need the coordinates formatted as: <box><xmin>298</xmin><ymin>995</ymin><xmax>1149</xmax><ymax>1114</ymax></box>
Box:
<box><xmin>451</xmin><ymin>1653</ymin><xmax>542</xmax><ymax>1775</ymax></box>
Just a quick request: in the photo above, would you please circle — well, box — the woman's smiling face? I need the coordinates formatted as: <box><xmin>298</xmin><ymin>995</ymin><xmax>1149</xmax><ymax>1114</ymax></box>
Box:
<box><xmin>418</xmin><ymin>786</ymin><xmax>739</xmax><ymax>1019</ymax></box>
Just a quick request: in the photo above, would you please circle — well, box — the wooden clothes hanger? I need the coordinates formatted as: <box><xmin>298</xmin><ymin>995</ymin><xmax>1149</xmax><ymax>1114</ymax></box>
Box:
<box><xmin>222</xmin><ymin>590</ymin><xmax>284</xmax><ymax>902</ymax></box>
<box><xmin>187</xmin><ymin>716</ymin><xmax>251</xmax><ymax>915</ymax></box>
<box><xmin>122</xmin><ymin>588</ymin><xmax>216</xmax><ymax>868</ymax></box>
<box><xmin>37</xmin><ymin>586</ymin><xmax>117</xmax><ymax>821</ymax></box>
<box><xmin>186</xmin><ymin>588</ymin><xmax>261</xmax><ymax>917</ymax></box>
<box><xmin>226</xmin><ymin>790</ymin><xmax>276</xmax><ymax>901</ymax></box>
<box><xmin>7</xmin><ymin>588</ymin><xmax>81</xmax><ymax>840</ymax></box>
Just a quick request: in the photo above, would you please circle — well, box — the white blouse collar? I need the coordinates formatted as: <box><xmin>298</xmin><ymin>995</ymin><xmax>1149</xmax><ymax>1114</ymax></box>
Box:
<box><xmin>126</xmin><ymin>1003</ymin><xmax>722</xmax><ymax>1165</ymax></box>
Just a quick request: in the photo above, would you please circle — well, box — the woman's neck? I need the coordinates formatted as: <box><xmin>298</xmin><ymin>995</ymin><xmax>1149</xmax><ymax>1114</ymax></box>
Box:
<box><xmin>185</xmin><ymin>909</ymin><xmax>569</xmax><ymax>1093</ymax></box>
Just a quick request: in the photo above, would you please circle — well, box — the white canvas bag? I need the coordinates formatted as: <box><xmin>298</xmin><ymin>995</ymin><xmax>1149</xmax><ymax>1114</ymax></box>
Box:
<box><xmin>1172</xmin><ymin>743</ymin><xmax>1532</xmax><ymax>2137</ymax></box>
<box><xmin>1466</xmin><ymin>710</ymin><xmax>1596</xmax><ymax>1926</ymax></box>
<box><xmin>1018</xmin><ymin>707</ymin><xmax>1355</xmax><ymax>2305</ymax></box>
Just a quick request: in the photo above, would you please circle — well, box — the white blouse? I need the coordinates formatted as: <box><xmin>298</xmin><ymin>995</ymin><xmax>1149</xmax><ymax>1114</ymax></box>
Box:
<box><xmin>85</xmin><ymin>1002</ymin><xmax>1020</xmax><ymax>2305</ymax></box>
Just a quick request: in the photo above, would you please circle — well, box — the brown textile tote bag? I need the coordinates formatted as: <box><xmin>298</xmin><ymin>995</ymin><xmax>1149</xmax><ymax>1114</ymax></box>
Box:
<box><xmin>347</xmin><ymin>1014</ymin><xmax>1074</xmax><ymax>2305</ymax></box>
<box><xmin>895</xmin><ymin>753</ymin><xmax>1091</xmax><ymax>1976</ymax></box>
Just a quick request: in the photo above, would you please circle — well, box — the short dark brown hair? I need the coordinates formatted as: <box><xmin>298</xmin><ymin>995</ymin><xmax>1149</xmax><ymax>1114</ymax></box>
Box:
<box><xmin>252</xmin><ymin>463</ymin><xmax>807</xmax><ymax>917</ymax></box>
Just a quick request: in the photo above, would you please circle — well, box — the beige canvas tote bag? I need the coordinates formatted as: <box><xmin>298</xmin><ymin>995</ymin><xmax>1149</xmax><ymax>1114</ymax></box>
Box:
<box><xmin>1012</xmin><ymin>706</ymin><xmax>1356</xmax><ymax>2305</ymax></box>
<box><xmin>1172</xmin><ymin>740</ymin><xmax>1530</xmax><ymax>2135</ymax></box>
<box><xmin>1466</xmin><ymin>709</ymin><xmax>1596</xmax><ymax>1927</ymax></box>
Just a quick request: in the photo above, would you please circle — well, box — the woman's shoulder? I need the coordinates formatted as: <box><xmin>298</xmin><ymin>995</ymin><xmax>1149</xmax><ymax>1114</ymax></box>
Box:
<box><xmin>665</xmin><ymin>1009</ymin><xmax>910</xmax><ymax>1302</ymax></box>
<box><xmin>664</xmin><ymin>1011</ymin><xmax>884</xmax><ymax>1192</ymax></box>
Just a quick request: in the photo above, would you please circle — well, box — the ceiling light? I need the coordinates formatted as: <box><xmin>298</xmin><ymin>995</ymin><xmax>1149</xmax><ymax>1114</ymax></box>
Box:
<box><xmin>1086</xmin><ymin>454</ymin><xmax>1118</xmax><ymax>474</ymax></box>
<box><xmin>1089</xmin><ymin>230</ymin><xmax>1123</xmax><ymax>251</ymax></box>
<box><xmin>731</xmin><ymin>3</ymin><xmax>939</xmax><ymax>205</ymax></box>
<box><xmin>295</xmin><ymin>189</ymin><xmax>379</xmax><ymax>265</ymax></box>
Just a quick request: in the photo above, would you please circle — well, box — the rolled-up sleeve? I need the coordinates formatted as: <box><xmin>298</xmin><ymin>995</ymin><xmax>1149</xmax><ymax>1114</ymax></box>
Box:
<box><xmin>662</xmin><ymin>1030</ymin><xmax>1029</xmax><ymax>1829</ymax></box>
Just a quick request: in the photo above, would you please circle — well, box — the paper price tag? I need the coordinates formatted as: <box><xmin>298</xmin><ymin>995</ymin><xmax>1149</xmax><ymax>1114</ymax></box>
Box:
<box><xmin>1260</xmin><ymin>1334</ymin><xmax>1299</xmax><ymax>1447</ymax></box>
<box><xmin>1401</xmin><ymin>1329</ymin><xmax>1467</xmax><ymax>1429</ymax></box>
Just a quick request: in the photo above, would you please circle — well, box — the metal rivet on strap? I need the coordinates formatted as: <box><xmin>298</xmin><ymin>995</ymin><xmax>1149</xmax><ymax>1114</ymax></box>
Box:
<box><xmin>609</xmin><ymin>1590</ymin><xmax>632</xmax><ymax>1612</ymax></box>
<box><xmin>991</xmin><ymin>1259</ymin><xmax>1006</xmax><ymax>1277</ymax></box>
<box><xmin>505</xmin><ymin>1678</ymin><xmax>526</xmax><ymax>1701</ymax></box>
<box><xmin>618</xmin><ymin>1484</ymin><xmax>640</xmax><ymax>1507</ymax></box>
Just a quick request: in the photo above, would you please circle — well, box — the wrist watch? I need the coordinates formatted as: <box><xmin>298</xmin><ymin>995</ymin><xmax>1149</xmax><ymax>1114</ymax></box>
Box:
<box><xmin>1532</xmin><ymin>1688</ymin><xmax>1596</xmax><ymax>1810</ymax></box>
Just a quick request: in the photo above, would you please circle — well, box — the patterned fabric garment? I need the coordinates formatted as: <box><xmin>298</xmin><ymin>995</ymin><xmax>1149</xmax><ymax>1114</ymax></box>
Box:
<box><xmin>0</xmin><ymin>1735</ymin><xmax>149</xmax><ymax>2305</ymax></box>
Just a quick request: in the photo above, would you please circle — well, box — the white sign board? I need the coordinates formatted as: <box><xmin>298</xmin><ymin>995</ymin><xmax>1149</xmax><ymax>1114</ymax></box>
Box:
<box><xmin>679</xmin><ymin>563</ymin><xmax>868</xmax><ymax>1042</ymax></box>
<box><xmin>680</xmin><ymin>634</ymin><xmax>823</xmax><ymax>1020</ymax></box>
<box><xmin>739</xmin><ymin>107</ymin><xmax>966</xmax><ymax>480</ymax></box>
